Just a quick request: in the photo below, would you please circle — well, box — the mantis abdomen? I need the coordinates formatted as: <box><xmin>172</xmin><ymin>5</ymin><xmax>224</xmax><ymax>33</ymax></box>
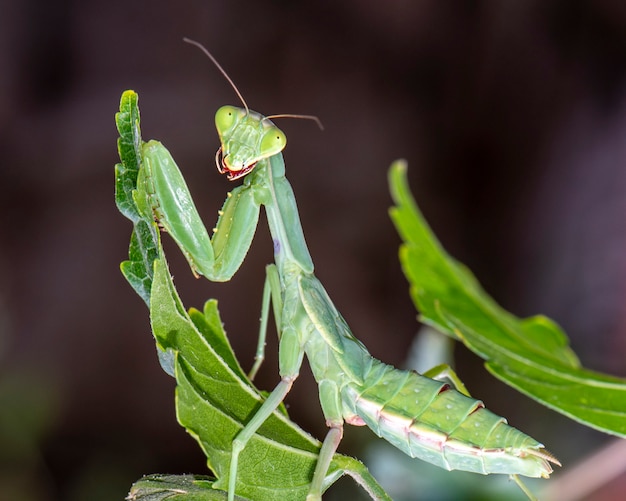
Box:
<box><xmin>341</xmin><ymin>361</ymin><xmax>557</xmax><ymax>478</ymax></box>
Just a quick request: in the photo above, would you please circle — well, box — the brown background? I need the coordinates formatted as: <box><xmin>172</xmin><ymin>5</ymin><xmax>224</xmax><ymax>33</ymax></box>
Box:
<box><xmin>1</xmin><ymin>1</ymin><xmax>625</xmax><ymax>500</ymax></box>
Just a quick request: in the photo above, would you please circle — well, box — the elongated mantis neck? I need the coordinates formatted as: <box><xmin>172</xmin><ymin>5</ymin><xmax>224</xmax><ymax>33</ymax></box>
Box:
<box><xmin>252</xmin><ymin>154</ymin><xmax>314</xmax><ymax>276</ymax></box>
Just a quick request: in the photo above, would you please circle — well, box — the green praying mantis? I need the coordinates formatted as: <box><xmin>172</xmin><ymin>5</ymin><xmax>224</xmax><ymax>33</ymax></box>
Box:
<box><xmin>132</xmin><ymin>39</ymin><xmax>559</xmax><ymax>500</ymax></box>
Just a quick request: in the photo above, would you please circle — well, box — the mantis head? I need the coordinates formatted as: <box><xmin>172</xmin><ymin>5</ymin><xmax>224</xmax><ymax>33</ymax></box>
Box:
<box><xmin>215</xmin><ymin>105</ymin><xmax>287</xmax><ymax>181</ymax></box>
<box><xmin>183</xmin><ymin>38</ymin><xmax>319</xmax><ymax>181</ymax></box>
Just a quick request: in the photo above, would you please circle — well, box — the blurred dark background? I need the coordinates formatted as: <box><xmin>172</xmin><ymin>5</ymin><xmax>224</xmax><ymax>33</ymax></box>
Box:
<box><xmin>1</xmin><ymin>1</ymin><xmax>625</xmax><ymax>500</ymax></box>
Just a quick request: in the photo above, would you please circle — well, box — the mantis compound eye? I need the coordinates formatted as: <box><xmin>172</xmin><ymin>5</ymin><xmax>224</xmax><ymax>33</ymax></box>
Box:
<box><xmin>259</xmin><ymin>126</ymin><xmax>287</xmax><ymax>157</ymax></box>
<box><xmin>215</xmin><ymin>105</ymin><xmax>240</xmax><ymax>135</ymax></box>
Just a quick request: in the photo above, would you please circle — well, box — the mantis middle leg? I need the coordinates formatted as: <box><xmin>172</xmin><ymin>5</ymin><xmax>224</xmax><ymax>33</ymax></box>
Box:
<box><xmin>231</xmin><ymin>264</ymin><xmax>347</xmax><ymax>501</ymax></box>
<box><xmin>227</xmin><ymin>264</ymin><xmax>305</xmax><ymax>500</ymax></box>
<box><xmin>248</xmin><ymin>265</ymin><xmax>283</xmax><ymax>380</ymax></box>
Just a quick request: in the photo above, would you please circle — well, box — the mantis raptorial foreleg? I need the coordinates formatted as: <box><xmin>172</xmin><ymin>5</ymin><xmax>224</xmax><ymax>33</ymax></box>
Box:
<box><xmin>307</xmin><ymin>426</ymin><xmax>343</xmax><ymax>500</ymax></box>
<box><xmin>141</xmin><ymin>141</ymin><xmax>284</xmax><ymax>382</ymax></box>
<box><xmin>138</xmin><ymin>141</ymin><xmax>262</xmax><ymax>282</ymax></box>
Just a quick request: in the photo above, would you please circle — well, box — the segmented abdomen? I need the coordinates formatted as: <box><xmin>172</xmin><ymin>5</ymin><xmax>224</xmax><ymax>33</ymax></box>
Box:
<box><xmin>341</xmin><ymin>362</ymin><xmax>558</xmax><ymax>478</ymax></box>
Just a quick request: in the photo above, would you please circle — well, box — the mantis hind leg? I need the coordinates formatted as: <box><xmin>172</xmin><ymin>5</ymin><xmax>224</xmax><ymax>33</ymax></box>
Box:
<box><xmin>511</xmin><ymin>474</ymin><xmax>539</xmax><ymax>501</ymax></box>
<box><xmin>245</xmin><ymin>265</ymin><xmax>345</xmax><ymax>500</ymax></box>
<box><xmin>306</xmin><ymin>425</ymin><xmax>343</xmax><ymax>501</ymax></box>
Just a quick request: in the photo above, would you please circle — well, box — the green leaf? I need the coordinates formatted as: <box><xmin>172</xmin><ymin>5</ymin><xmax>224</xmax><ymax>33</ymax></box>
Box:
<box><xmin>120</xmin><ymin>219</ymin><xmax>158</xmax><ymax>306</ymax></box>
<box><xmin>127</xmin><ymin>474</ymin><xmax>248</xmax><ymax>500</ymax></box>
<box><xmin>115</xmin><ymin>90</ymin><xmax>142</xmax><ymax>222</ymax></box>
<box><xmin>388</xmin><ymin>160</ymin><xmax>626</xmax><ymax>438</ymax></box>
<box><xmin>115</xmin><ymin>91</ymin><xmax>158</xmax><ymax>306</ymax></box>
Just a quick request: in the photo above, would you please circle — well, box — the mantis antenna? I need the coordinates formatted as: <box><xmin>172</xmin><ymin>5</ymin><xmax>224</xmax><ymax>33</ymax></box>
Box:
<box><xmin>183</xmin><ymin>37</ymin><xmax>250</xmax><ymax>114</ymax></box>
<box><xmin>266</xmin><ymin>113</ymin><xmax>324</xmax><ymax>131</ymax></box>
<box><xmin>183</xmin><ymin>37</ymin><xmax>323</xmax><ymax>130</ymax></box>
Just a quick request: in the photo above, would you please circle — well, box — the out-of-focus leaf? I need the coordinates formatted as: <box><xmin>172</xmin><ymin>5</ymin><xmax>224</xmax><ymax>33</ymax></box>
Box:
<box><xmin>388</xmin><ymin>160</ymin><xmax>626</xmax><ymax>438</ymax></box>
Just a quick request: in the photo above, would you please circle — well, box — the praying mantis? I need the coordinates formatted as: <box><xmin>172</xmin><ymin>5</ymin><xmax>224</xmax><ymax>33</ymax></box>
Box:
<box><xmin>133</xmin><ymin>40</ymin><xmax>559</xmax><ymax>500</ymax></box>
